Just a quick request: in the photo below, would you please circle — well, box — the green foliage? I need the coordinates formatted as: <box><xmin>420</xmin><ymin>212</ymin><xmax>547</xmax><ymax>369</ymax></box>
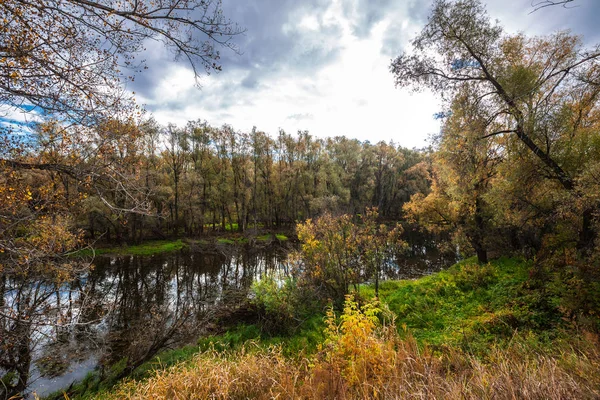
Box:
<box><xmin>538</xmin><ymin>249</ymin><xmax>600</xmax><ymax>332</ymax></box>
<box><xmin>249</xmin><ymin>274</ymin><xmax>327</xmax><ymax>338</ymax></box>
<box><xmin>0</xmin><ymin>372</ymin><xmax>17</xmax><ymax>391</ymax></box>
<box><xmin>75</xmin><ymin>240</ymin><xmax>187</xmax><ymax>257</ymax></box>
<box><xmin>361</xmin><ymin>258</ymin><xmax>564</xmax><ymax>353</ymax></box>
<box><xmin>197</xmin><ymin>325</ymin><xmax>262</xmax><ymax>353</ymax></box>
<box><xmin>195</xmin><ymin>317</ymin><xmax>326</xmax><ymax>359</ymax></box>
<box><xmin>251</xmin><ymin>277</ymin><xmax>298</xmax><ymax>335</ymax></box>
<box><xmin>449</xmin><ymin>262</ymin><xmax>497</xmax><ymax>291</ymax></box>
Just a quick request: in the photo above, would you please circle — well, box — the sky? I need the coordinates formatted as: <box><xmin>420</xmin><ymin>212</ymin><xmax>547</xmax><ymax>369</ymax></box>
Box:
<box><xmin>4</xmin><ymin>0</ymin><xmax>600</xmax><ymax>149</ymax></box>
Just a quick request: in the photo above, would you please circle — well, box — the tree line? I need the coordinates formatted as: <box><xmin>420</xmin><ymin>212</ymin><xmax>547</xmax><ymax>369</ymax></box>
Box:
<box><xmin>11</xmin><ymin>119</ymin><xmax>430</xmax><ymax>244</ymax></box>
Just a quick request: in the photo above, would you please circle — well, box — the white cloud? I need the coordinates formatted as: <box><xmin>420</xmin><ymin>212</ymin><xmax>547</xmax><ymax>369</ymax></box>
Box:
<box><xmin>141</xmin><ymin>0</ymin><xmax>440</xmax><ymax>148</ymax></box>
<box><xmin>0</xmin><ymin>104</ymin><xmax>42</xmax><ymax>134</ymax></box>
<box><xmin>136</xmin><ymin>0</ymin><xmax>598</xmax><ymax>149</ymax></box>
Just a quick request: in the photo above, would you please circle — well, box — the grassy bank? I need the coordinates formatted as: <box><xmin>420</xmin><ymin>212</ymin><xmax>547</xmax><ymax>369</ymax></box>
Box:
<box><xmin>75</xmin><ymin>233</ymin><xmax>290</xmax><ymax>257</ymax></box>
<box><xmin>75</xmin><ymin>239</ymin><xmax>188</xmax><ymax>257</ymax></box>
<box><xmin>55</xmin><ymin>258</ymin><xmax>600</xmax><ymax>399</ymax></box>
<box><xmin>215</xmin><ymin>233</ymin><xmax>289</xmax><ymax>245</ymax></box>
<box><xmin>360</xmin><ymin>257</ymin><xmax>565</xmax><ymax>354</ymax></box>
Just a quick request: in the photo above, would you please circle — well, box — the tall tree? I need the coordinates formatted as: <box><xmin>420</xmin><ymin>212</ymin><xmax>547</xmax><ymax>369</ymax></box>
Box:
<box><xmin>391</xmin><ymin>0</ymin><xmax>600</xmax><ymax>250</ymax></box>
<box><xmin>404</xmin><ymin>86</ymin><xmax>503</xmax><ymax>263</ymax></box>
<box><xmin>164</xmin><ymin>124</ymin><xmax>188</xmax><ymax>233</ymax></box>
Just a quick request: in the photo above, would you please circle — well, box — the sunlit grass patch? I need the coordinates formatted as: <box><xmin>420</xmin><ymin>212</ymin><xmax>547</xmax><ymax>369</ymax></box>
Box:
<box><xmin>74</xmin><ymin>240</ymin><xmax>187</xmax><ymax>257</ymax></box>
<box><xmin>360</xmin><ymin>257</ymin><xmax>563</xmax><ymax>352</ymax></box>
<box><xmin>256</xmin><ymin>234</ymin><xmax>272</xmax><ymax>241</ymax></box>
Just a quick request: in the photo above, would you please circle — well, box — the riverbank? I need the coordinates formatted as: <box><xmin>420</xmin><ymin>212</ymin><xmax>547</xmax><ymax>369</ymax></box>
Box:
<box><xmin>47</xmin><ymin>257</ymin><xmax>600</xmax><ymax>399</ymax></box>
<box><xmin>74</xmin><ymin>233</ymin><xmax>292</xmax><ymax>257</ymax></box>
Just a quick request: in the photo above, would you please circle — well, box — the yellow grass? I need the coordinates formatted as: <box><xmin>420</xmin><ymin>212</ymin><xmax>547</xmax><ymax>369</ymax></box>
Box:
<box><xmin>99</xmin><ymin>297</ymin><xmax>600</xmax><ymax>399</ymax></box>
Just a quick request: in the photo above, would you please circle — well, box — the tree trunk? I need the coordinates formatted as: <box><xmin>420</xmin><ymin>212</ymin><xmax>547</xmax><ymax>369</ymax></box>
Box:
<box><xmin>578</xmin><ymin>205</ymin><xmax>597</xmax><ymax>252</ymax></box>
<box><xmin>473</xmin><ymin>195</ymin><xmax>488</xmax><ymax>264</ymax></box>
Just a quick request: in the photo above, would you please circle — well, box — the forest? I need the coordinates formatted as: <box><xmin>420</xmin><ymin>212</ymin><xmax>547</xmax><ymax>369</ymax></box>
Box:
<box><xmin>1</xmin><ymin>0</ymin><xmax>600</xmax><ymax>398</ymax></box>
<box><xmin>3</xmin><ymin>119</ymin><xmax>429</xmax><ymax>243</ymax></box>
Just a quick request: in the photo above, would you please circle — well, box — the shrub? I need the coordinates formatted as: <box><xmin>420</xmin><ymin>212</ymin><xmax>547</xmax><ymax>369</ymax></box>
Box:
<box><xmin>450</xmin><ymin>261</ymin><xmax>497</xmax><ymax>291</ymax></box>
<box><xmin>295</xmin><ymin>209</ymin><xmax>405</xmax><ymax>308</ymax></box>
<box><xmin>308</xmin><ymin>295</ymin><xmax>399</xmax><ymax>398</ymax></box>
<box><xmin>250</xmin><ymin>277</ymin><xmax>298</xmax><ymax>335</ymax></box>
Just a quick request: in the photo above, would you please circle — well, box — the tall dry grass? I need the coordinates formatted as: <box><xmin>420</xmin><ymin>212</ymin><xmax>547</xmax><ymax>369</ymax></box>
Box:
<box><xmin>102</xmin><ymin>298</ymin><xmax>600</xmax><ymax>400</ymax></box>
<box><xmin>102</xmin><ymin>342</ymin><xmax>600</xmax><ymax>399</ymax></box>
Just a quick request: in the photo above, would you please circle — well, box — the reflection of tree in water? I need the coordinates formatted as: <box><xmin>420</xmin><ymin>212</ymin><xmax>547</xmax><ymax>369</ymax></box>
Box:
<box><xmin>385</xmin><ymin>230</ymin><xmax>457</xmax><ymax>280</ymax></box>
<box><xmin>0</xmin><ymin>272</ymin><xmax>89</xmax><ymax>398</ymax></box>
<box><xmin>1</xmin><ymin>247</ymin><xmax>287</xmax><ymax>398</ymax></box>
<box><xmin>85</xmin><ymin>248</ymin><xmax>288</xmax><ymax>376</ymax></box>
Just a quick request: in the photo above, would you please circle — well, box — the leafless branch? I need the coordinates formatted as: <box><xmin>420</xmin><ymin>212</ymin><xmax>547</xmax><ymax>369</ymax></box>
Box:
<box><xmin>530</xmin><ymin>0</ymin><xmax>578</xmax><ymax>13</ymax></box>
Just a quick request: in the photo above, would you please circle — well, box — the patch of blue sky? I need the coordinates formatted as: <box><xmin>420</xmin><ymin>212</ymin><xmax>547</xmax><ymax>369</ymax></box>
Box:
<box><xmin>450</xmin><ymin>59</ymin><xmax>480</xmax><ymax>71</ymax></box>
<box><xmin>0</xmin><ymin>103</ymin><xmax>43</xmax><ymax>133</ymax></box>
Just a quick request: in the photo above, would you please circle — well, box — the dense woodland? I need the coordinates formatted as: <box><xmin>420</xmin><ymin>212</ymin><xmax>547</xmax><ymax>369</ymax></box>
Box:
<box><xmin>1</xmin><ymin>0</ymin><xmax>600</xmax><ymax>398</ymax></box>
<box><xmin>15</xmin><ymin>121</ymin><xmax>430</xmax><ymax>241</ymax></box>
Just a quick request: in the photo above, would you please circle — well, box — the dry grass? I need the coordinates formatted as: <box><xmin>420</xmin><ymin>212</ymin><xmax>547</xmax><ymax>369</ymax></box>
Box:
<box><xmin>100</xmin><ymin>298</ymin><xmax>600</xmax><ymax>400</ymax></box>
<box><xmin>101</xmin><ymin>341</ymin><xmax>600</xmax><ymax>400</ymax></box>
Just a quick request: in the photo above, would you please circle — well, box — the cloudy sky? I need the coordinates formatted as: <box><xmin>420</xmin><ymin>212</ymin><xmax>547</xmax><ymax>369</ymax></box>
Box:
<box><xmin>10</xmin><ymin>0</ymin><xmax>597</xmax><ymax>149</ymax></box>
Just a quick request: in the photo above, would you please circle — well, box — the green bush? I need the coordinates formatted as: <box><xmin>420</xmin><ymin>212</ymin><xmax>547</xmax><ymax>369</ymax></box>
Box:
<box><xmin>450</xmin><ymin>261</ymin><xmax>497</xmax><ymax>291</ymax></box>
<box><xmin>251</xmin><ymin>277</ymin><xmax>298</xmax><ymax>335</ymax></box>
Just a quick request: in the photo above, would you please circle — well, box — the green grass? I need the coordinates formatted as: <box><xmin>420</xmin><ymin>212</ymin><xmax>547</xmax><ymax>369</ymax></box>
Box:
<box><xmin>74</xmin><ymin>240</ymin><xmax>187</xmax><ymax>257</ymax></box>
<box><xmin>256</xmin><ymin>234</ymin><xmax>272</xmax><ymax>241</ymax></box>
<box><xmin>51</xmin><ymin>256</ymin><xmax>577</xmax><ymax>399</ymax></box>
<box><xmin>359</xmin><ymin>257</ymin><xmax>563</xmax><ymax>353</ymax></box>
<box><xmin>216</xmin><ymin>233</ymin><xmax>289</xmax><ymax>244</ymax></box>
<box><xmin>216</xmin><ymin>238</ymin><xmax>236</xmax><ymax>245</ymax></box>
<box><xmin>254</xmin><ymin>233</ymin><xmax>289</xmax><ymax>242</ymax></box>
<box><xmin>182</xmin><ymin>257</ymin><xmax>545</xmax><ymax>360</ymax></box>
<box><xmin>196</xmin><ymin>315</ymin><xmax>325</xmax><ymax>358</ymax></box>
<box><xmin>224</xmin><ymin>223</ymin><xmax>239</xmax><ymax>231</ymax></box>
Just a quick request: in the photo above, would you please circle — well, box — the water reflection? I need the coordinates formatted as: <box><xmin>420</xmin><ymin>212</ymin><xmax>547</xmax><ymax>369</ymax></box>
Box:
<box><xmin>1</xmin><ymin>241</ymin><xmax>454</xmax><ymax>399</ymax></box>
<box><xmin>1</xmin><ymin>247</ymin><xmax>288</xmax><ymax>399</ymax></box>
<box><xmin>390</xmin><ymin>245</ymin><xmax>457</xmax><ymax>279</ymax></box>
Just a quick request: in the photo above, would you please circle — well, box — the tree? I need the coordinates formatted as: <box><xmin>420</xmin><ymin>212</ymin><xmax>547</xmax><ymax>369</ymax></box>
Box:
<box><xmin>1</xmin><ymin>0</ymin><xmax>243</xmax><ymax>124</ymax></box>
<box><xmin>0</xmin><ymin>1</ymin><xmax>244</xmax><ymax>342</ymax></box>
<box><xmin>164</xmin><ymin>124</ymin><xmax>188</xmax><ymax>233</ymax></box>
<box><xmin>295</xmin><ymin>210</ymin><xmax>405</xmax><ymax>308</ymax></box>
<box><xmin>391</xmin><ymin>0</ymin><xmax>600</xmax><ymax>250</ymax></box>
<box><xmin>359</xmin><ymin>208</ymin><xmax>404</xmax><ymax>297</ymax></box>
<box><xmin>404</xmin><ymin>86</ymin><xmax>503</xmax><ymax>263</ymax></box>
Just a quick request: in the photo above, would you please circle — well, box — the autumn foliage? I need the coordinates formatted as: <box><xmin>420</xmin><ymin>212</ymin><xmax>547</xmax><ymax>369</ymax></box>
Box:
<box><xmin>295</xmin><ymin>209</ymin><xmax>404</xmax><ymax>307</ymax></box>
<box><xmin>101</xmin><ymin>295</ymin><xmax>600</xmax><ymax>400</ymax></box>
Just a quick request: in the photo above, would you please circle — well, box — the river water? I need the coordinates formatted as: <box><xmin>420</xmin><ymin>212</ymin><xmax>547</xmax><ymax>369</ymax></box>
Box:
<box><xmin>1</xmin><ymin>243</ymin><xmax>453</xmax><ymax>399</ymax></box>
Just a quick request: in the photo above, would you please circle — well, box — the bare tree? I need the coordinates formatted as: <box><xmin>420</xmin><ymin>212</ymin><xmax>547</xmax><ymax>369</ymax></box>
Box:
<box><xmin>0</xmin><ymin>0</ymin><xmax>243</xmax><ymax>124</ymax></box>
<box><xmin>530</xmin><ymin>1</ymin><xmax>578</xmax><ymax>13</ymax></box>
